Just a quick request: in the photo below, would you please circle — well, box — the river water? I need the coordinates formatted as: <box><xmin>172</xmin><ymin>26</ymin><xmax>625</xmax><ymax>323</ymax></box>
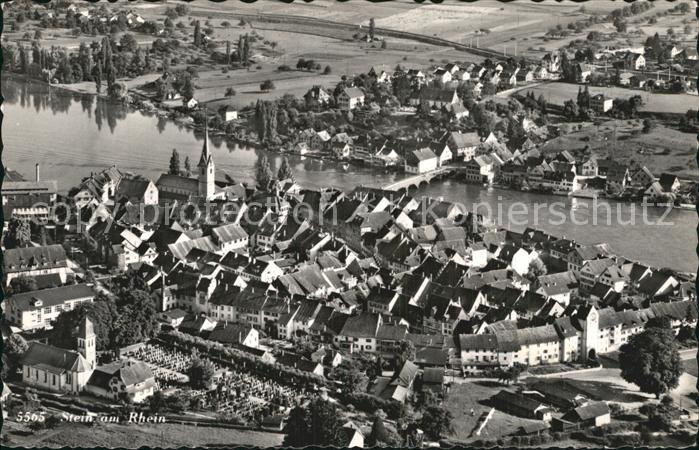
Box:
<box><xmin>2</xmin><ymin>78</ymin><xmax>696</xmax><ymax>272</ymax></box>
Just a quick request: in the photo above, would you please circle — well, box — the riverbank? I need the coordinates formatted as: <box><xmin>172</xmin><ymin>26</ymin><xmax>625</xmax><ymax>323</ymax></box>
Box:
<box><xmin>6</xmin><ymin>74</ymin><xmax>696</xmax><ymax>213</ymax></box>
<box><xmin>4</xmin><ymin>74</ymin><xmax>697</xmax><ymax>272</ymax></box>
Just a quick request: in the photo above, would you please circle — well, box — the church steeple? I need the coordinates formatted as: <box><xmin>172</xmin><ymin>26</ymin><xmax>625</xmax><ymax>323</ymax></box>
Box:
<box><xmin>198</xmin><ymin>117</ymin><xmax>212</xmax><ymax>167</ymax></box>
<box><xmin>77</xmin><ymin>316</ymin><xmax>96</xmax><ymax>370</ymax></box>
<box><xmin>198</xmin><ymin>114</ymin><xmax>215</xmax><ymax>200</ymax></box>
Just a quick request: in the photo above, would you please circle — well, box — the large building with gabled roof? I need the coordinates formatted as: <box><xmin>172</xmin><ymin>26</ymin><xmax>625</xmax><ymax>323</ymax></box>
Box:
<box><xmin>156</xmin><ymin>121</ymin><xmax>226</xmax><ymax>202</ymax></box>
<box><xmin>21</xmin><ymin>317</ymin><xmax>96</xmax><ymax>394</ymax></box>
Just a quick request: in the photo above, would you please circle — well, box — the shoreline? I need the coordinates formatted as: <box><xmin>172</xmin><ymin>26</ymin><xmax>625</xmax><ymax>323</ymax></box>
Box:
<box><xmin>3</xmin><ymin>73</ymin><xmax>695</xmax><ymax>213</ymax></box>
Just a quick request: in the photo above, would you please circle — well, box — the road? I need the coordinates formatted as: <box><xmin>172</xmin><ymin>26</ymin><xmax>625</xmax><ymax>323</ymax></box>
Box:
<box><xmin>679</xmin><ymin>348</ymin><xmax>697</xmax><ymax>360</ymax></box>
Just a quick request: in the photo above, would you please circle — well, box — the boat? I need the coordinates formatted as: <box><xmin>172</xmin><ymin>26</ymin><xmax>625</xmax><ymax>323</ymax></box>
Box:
<box><xmin>571</xmin><ymin>190</ymin><xmax>599</xmax><ymax>199</ymax></box>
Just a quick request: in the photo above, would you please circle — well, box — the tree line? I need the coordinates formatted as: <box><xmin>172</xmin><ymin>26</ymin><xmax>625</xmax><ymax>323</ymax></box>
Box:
<box><xmin>4</xmin><ymin>35</ymin><xmax>155</xmax><ymax>98</ymax></box>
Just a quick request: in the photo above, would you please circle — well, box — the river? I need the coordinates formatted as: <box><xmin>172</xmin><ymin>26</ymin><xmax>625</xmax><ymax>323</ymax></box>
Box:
<box><xmin>2</xmin><ymin>77</ymin><xmax>696</xmax><ymax>272</ymax></box>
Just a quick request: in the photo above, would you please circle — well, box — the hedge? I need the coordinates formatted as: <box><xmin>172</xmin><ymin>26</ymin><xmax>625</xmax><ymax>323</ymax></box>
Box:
<box><xmin>337</xmin><ymin>392</ymin><xmax>403</xmax><ymax>419</ymax></box>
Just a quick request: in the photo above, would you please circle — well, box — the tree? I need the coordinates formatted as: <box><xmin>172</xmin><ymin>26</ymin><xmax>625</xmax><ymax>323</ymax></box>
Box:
<box><xmin>537</xmin><ymin>94</ymin><xmax>547</xmax><ymax>114</ymax></box>
<box><xmin>184</xmin><ymin>156</ymin><xmax>192</xmax><ymax>177</ymax></box>
<box><xmin>481</xmin><ymin>81</ymin><xmax>498</xmax><ymax>96</ymax></box>
<box><xmin>225</xmin><ymin>87</ymin><xmax>236</xmax><ymax>97</ymax></box>
<box><xmin>323</xmin><ymin>65</ymin><xmax>332</xmax><ymax>75</ymax></box>
<box><xmin>187</xmin><ymin>354</ymin><xmax>215</xmax><ymax>389</ymax></box>
<box><xmin>642</xmin><ymin>118</ymin><xmax>654</xmax><ymax>133</ymax></box>
<box><xmin>417</xmin><ymin>98</ymin><xmax>432</xmax><ymax>118</ymax></box>
<box><xmin>393</xmin><ymin>75</ymin><xmax>413</xmax><ymax>105</ymax></box>
<box><xmin>254</xmin><ymin>155</ymin><xmax>274</xmax><ymax>190</ymax></box>
<box><xmin>419</xmin><ymin>404</ymin><xmax>454</xmax><ymax>440</ymax></box>
<box><xmin>260</xmin><ymin>80</ymin><xmax>275</xmax><ymax>92</ymax></box>
<box><xmin>398</xmin><ymin>340</ymin><xmax>416</xmax><ymax>366</ymax></box>
<box><xmin>120</xmin><ymin>33</ymin><xmax>138</xmax><ymax>53</ymax></box>
<box><xmin>614</xmin><ymin>18</ymin><xmax>627</xmax><ymax>33</ymax></box>
<box><xmin>677</xmin><ymin>2</ymin><xmax>691</xmax><ymax>13</ymax></box>
<box><xmin>148</xmin><ymin>390</ymin><xmax>168</xmax><ymax>414</ymax></box>
<box><xmin>193</xmin><ymin>20</ymin><xmax>202</xmax><ymax>47</ymax></box>
<box><xmin>283</xmin><ymin>398</ymin><xmax>345</xmax><ymax>447</ymax></box>
<box><xmin>470</xmin><ymin>104</ymin><xmax>497</xmax><ymax>137</ymax></box>
<box><xmin>108</xmin><ymin>81</ymin><xmax>129</xmax><ymax>100</ymax></box>
<box><xmin>19</xmin><ymin>45</ymin><xmax>29</xmax><ymax>74</ymax></box>
<box><xmin>102</xmin><ymin>37</ymin><xmax>116</xmax><ymax>91</ymax></box>
<box><xmin>367</xmin><ymin>416</ymin><xmax>402</xmax><ymax>447</ymax></box>
<box><xmin>50</xmin><ymin>295</ymin><xmax>119</xmax><ymax>351</ymax></box>
<box><xmin>506</xmin><ymin>118</ymin><xmax>526</xmax><ymax>150</ymax></box>
<box><xmin>178</xmin><ymin>76</ymin><xmax>195</xmax><ymax>101</ymax></box>
<box><xmin>563</xmin><ymin>99</ymin><xmax>579</xmax><ymax>119</ymax></box>
<box><xmin>277</xmin><ymin>157</ymin><xmax>294</xmax><ymax>181</ymax></box>
<box><xmin>527</xmin><ymin>257</ymin><xmax>547</xmax><ymax>279</ymax></box>
<box><xmin>7</xmin><ymin>276</ymin><xmax>38</xmax><ymax>295</ymax></box>
<box><xmin>254</xmin><ymin>100</ymin><xmax>279</xmax><ymax>142</ymax></box>
<box><xmin>619</xmin><ymin>326</ymin><xmax>682</xmax><ymax>398</ymax></box>
<box><xmin>329</xmin><ymin>361</ymin><xmax>369</xmax><ymax>392</ymax></box>
<box><xmin>2</xmin><ymin>334</ymin><xmax>29</xmax><ymax>378</ymax></box>
<box><xmin>560</xmin><ymin>51</ymin><xmax>575</xmax><ymax>82</ymax></box>
<box><xmin>369</xmin><ymin>18</ymin><xmax>376</xmax><ymax>41</ymax></box>
<box><xmin>175</xmin><ymin>4</ymin><xmax>190</xmax><ymax>16</ymax></box>
<box><xmin>639</xmin><ymin>403</ymin><xmax>673</xmax><ymax>431</ymax></box>
<box><xmin>381</xmin><ymin>40</ymin><xmax>387</xmax><ymax>49</ymax></box>
<box><xmin>508</xmin><ymin>363</ymin><xmax>524</xmax><ymax>384</ymax></box>
<box><xmin>112</xmin><ymin>290</ymin><xmax>159</xmax><ymax>347</ymax></box>
<box><xmin>4</xmin><ymin>218</ymin><xmax>31</xmax><ymax>249</ymax></box>
<box><xmin>577</xmin><ymin>85</ymin><xmax>590</xmax><ymax>109</ymax></box>
<box><xmin>169</xmin><ymin>149</ymin><xmax>181</xmax><ymax>175</ymax></box>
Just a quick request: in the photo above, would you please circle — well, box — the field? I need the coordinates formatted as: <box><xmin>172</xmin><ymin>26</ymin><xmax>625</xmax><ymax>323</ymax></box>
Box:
<box><xmin>524</xmin><ymin>374</ymin><xmax>649</xmax><ymax>404</ymax></box>
<box><xmin>445</xmin><ymin>381</ymin><xmax>544</xmax><ymax>442</ymax></box>
<box><xmin>3</xmin><ymin>421</ymin><xmax>284</xmax><ymax>448</ymax></box>
<box><xmin>183</xmin><ymin>25</ymin><xmax>463</xmax><ymax>108</ymax></box>
<box><xmin>190</xmin><ymin>0</ymin><xmax>643</xmax><ymax>54</ymax></box>
<box><xmin>538</xmin><ymin>367</ymin><xmax>699</xmax><ymax>416</ymax></box>
<box><xmin>519</xmin><ymin>82</ymin><xmax>698</xmax><ymax>114</ymax></box>
<box><xmin>10</xmin><ymin>1</ymin><xmax>487</xmax><ymax>107</ymax></box>
<box><xmin>12</xmin><ymin>0</ymin><xmax>695</xmax><ymax>112</ymax></box>
<box><xmin>539</xmin><ymin>119</ymin><xmax>697</xmax><ymax>179</ymax></box>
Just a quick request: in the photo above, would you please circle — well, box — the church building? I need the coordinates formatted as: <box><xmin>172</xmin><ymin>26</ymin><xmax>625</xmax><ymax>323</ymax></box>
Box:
<box><xmin>156</xmin><ymin>121</ymin><xmax>224</xmax><ymax>202</ymax></box>
<box><xmin>21</xmin><ymin>317</ymin><xmax>96</xmax><ymax>394</ymax></box>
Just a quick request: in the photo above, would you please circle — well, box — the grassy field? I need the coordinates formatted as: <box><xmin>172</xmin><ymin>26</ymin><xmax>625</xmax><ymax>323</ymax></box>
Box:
<box><xmin>4</xmin><ymin>421</ymin><xmax>284</xmax><ymax>448</ymax></box>
<box><xmin>520</xmin><ymin>82</ymin><xmax>698</xmax><ymax>114</ymax></box>
<box><xmin>524</xmin><ymin>374</ymin><xmax>649</xmax><ymax>404</ymax></box>
<box><xmin>15</xmin><ymin>1</ymin><xmax>693</xmax><ymax>111</ymax></box>
<box><xmin>539</xmin><ymin>119</ymin><xmax>697</xmax><ymax>179</ymax></box>
<box><xmin>445</xmin><ymin>381</ymin><xmax>543</xmax><ymax>442</ymax></box>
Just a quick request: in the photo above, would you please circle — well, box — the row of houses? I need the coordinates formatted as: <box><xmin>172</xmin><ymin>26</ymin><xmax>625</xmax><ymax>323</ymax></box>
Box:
<box><xmin>459</xmin><ymin>300</ymin><xmax>695</xmax><ymax>373</ymax></box>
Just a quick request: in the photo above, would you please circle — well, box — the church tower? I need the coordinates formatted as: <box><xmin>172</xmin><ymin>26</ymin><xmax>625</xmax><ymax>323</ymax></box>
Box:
<box><xmin>77</xmin><ymin>317</ymin><xmax>96</xmax><ymax>370</ymax></box>
<box><xmin>198</xmin><ymin>118</ymin><xmax>215</xmax><ymax>200</ymax></box>
<box><xmin>580</xmin><ymin>304</ymin><xmax>599</xmax><ymax>362</ymax></box>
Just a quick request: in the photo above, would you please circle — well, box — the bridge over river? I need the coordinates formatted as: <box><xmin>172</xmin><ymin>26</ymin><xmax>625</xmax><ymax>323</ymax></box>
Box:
<box><xmin>378</xmin><ymin>166</ymin><xmax>464</xmax><ymax>191</ymax></box>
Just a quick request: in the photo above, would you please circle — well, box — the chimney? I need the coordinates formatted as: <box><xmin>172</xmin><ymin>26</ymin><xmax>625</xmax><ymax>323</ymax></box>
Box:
<box><xmin>35</xmin><ymin>163</ymin><xmax>40</xmax><ymax>182</ymax></box>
